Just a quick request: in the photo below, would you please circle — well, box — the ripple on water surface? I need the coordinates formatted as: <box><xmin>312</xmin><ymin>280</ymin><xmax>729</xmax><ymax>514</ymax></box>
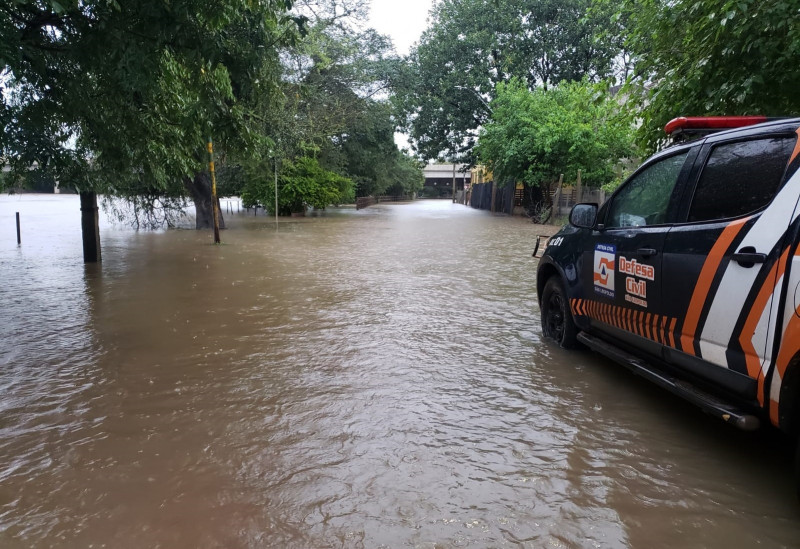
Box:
<box><xmin>1</xmin><ymin>196</ymin><xmax>799</xmax><ymax>548</ymax></box>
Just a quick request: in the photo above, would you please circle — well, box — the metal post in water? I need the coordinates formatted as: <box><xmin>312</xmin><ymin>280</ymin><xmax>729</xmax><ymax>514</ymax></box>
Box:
<box><xmin>206</xmin><ymin>138</ymin><xmax>221</xmax><ymax>244</ymax></box>
<box><xmin>79</xmin><ymin>192</ymin><xmax>101</xmax><ymax>263</ymax></box>
<box><xmin>16</xmin><ymin>212</ymin><xmax>20</xmax><ymax>245</ymax></box>
<box><xmin>274</xmin><ymin>159</ymin><xmax>278</xmax><ymax>230</ymax></box>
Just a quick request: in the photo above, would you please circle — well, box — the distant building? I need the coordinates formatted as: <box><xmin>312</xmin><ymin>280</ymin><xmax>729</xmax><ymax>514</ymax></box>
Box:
<box><xmin>421</xmin><ymin>163</ymin><xmax>471</xmax><ymax>197</ymax></box>
<box><xmin>470</xmin><ymin>165</ymin><xmax>492</xmax><ymax>184</ymax></box>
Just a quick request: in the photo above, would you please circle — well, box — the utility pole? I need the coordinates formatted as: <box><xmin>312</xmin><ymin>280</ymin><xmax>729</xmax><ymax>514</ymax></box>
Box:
<box><xmin>206</xmin><ymin>138</ymin><xmax>221</xmax><ymax>244</ymax></box>
<box><xmin>452</xmin><ymin>161</ymin><xmax>456</xmax><ymax>203</ymax></box>
<box><xmin>274</xmin><ymin>158</ymin><xmax>279</xmax><ymax>230</ymax></box>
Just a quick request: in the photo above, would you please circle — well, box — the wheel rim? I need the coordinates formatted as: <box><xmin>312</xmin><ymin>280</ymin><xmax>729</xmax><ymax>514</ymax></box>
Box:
<box><xmin>545</xmin><ymin>291</ymin><xmax>566</xmax><ymax>342</ymax></box>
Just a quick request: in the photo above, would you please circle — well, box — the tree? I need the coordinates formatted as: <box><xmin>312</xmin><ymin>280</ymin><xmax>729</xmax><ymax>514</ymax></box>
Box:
<box><xmin>475</xmin><ymin>79</ymin><xmax>634</xmax><ymax>210</ymax></box>
<box><xmin>241</xmin><ymin>150</ymin><xmax>353</xmax><ymax>215</ymax></box>
<box><xmin>323</xmin><ymin>101</ymin><xmax>423</xmax><ymax>197</ymax></box>
<box><xmin>237</xmin><ymin>1</ymin><xmax>421</xmax><ymax>207</ymax></box>
<box><xmin>604</xmin><ymin>0</ymin><xmax>800</xmax><ymax>152</ymax></box>
<box><xmin>393</xmin><ymin>0</ymin><xmax>623</xmax><ymax>160</ymax></box>
<box><xmin>1</xmin><ymin>0</ymin><xmax>302</xmax><ymax>229</ymax></box>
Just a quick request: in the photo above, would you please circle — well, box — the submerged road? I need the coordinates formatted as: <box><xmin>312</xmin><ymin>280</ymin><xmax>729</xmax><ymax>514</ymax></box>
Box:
<box><xmin>1</xmin><ymin>195</ymin><xmax>799</xmax><ymax>548</ymax></box>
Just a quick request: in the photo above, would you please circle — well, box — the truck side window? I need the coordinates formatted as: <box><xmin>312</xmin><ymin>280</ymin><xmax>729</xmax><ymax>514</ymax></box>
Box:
<box><xmin>688</xmin><ymin>137</ymin><xmax>796</xmax><ymax>222</ymax></box>
<box><xmin>607</xmin><ymin>151</ymin><xmax>688</xmax><ymax>228</ymax></box>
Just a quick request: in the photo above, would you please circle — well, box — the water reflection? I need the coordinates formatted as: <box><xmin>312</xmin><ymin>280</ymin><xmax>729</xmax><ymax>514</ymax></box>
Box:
<box><xmin>1</xmin><ymin>195</ymin><xmax>798</xmax><ymax>548</ymax></box>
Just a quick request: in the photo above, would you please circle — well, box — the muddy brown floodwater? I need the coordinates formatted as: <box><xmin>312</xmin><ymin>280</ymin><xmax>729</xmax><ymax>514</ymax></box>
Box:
<box><xmin>1</xmin><ymin>194</ymin><xmax>800</xmax><ymax>548</ymax></box>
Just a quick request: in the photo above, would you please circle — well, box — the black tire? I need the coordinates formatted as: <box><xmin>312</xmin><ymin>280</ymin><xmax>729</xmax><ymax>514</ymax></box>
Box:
<box><xmin>541</xmin><ymin>276</ymin><xmax>580</xmax><ymax>349</ymax></box>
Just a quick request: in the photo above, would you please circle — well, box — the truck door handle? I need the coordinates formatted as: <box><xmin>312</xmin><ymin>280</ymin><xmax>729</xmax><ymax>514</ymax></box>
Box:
<box><xmin>732</xmin><ymin>246</ymin><xmax>766</xmax><ymax>268</ymax></box>
<box><xmin>637</xmin><ymin>248</ymin><xmax>657</xmax><ymax>257</ymax></box>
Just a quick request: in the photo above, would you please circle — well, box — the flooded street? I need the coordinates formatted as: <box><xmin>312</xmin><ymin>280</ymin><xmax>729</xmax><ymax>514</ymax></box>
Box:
<box><xmin>1</xmin><ymin>194</ymin><xmax>799</xmax><ymax>548</ymax></box>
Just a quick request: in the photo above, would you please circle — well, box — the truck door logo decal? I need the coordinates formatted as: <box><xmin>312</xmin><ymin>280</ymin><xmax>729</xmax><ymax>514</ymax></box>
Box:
<box><xmin>619</xmin><ymin>255</ymin><xmax>655</xmax><ymax>308</ymax></box>
<box><xmin>593</xmin><ymin>244</ymin><xmax>616</xmax><ymax>298</ymax></box>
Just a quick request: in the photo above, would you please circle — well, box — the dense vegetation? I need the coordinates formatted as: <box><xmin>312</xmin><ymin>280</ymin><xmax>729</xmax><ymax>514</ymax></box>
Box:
<box><xmin>601</xmin><ymin>0</ymin><xmax>800</xmax><ymax>153</ymax></box>
<box><xmin>392</xmin><ymin>0</ymin><xmax>623</xmax><ymax>164</ymax></box>
<box><xmin>1</xmin><ymin>0</ymin><xmax>422</xmax><ymax>227</ymax></box>
<box><xmin>395</xmin><ymin>0</ymin><xmax>800</xmax><ymax>208</ymax></box>
<box><xmin>475</xmin><ymin>79</ymin><xmax>633</xmax><ymax>194</ymax></box>
<box><xmin>3</xmin><ymin>0</ymin><xmax>798</xmax><ymax>226</ymax></box>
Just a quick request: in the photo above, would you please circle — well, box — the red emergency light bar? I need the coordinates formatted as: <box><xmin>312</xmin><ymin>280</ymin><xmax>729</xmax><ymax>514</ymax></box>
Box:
<box><xmin>664</xmin><ymin>116</ymin><xmax>768</xmax><ymax>135</ymax></box>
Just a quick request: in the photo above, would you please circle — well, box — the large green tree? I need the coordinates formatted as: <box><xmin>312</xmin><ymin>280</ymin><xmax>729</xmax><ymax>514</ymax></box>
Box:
<box><xmin>1</xmin><ymin>0</ymin><xmax>301</xmax><ymax>228</ymax></box>
<box><xmin>475</xmin><ymin>79</ymin><xmax>634</xmax><ymax>200</ymax></box>
<box><xmin>393</xmin><ymin>0</ymin><xmax>623</xmax><ymax>160</ymax></box>
<box><xmin>604</xmin><ymin>0</ymin><xmax>800</xmax><ymax>152</ymax></box>
<box><xmin>323</xmin><ymin>101</ymin><xmax>423</xmax><ymax>197</ymax></box>
<box><xmin>236</xmin><ymin>1</ymin><xmax>422</xmax><ymax>208</ymax></box>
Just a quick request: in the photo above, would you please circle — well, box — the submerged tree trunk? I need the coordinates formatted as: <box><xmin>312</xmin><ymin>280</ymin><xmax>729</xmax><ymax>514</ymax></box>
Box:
<box><xmin>184</xmin><ymin>171</ymin><xmax>225</xmax><ymax>230</ymax></box>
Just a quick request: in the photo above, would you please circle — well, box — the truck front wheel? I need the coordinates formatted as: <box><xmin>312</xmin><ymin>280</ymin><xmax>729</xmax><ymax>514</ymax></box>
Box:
<box><xmin>541</xmin><ymin>277</ymin><xmax>579</xmax><ymax>349</ymax></box>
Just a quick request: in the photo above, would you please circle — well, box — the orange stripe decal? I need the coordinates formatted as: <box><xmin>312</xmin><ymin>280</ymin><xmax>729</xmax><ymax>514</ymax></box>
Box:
<box><xmin>681</xmin><ymin>217</ymin><xmax>751</xmax><ymax>355</ymax></box>
<box><xmin>740</xmin><ymin>247</ymin><xmax>790</xmax><ymax>383</ymax></box>
<box><xmin>576</xmin><ymin>298</ymin><xmax>679</xmax><ymax>344</ymax></box>
<box><xmin>789</xmin><ymin>127</ymin><xmax>800</xmax><ymax>165</ymax></box>
<box><xmin>770</xmin><ymin>398</ymin><xmax>781</xmax><ymax>427</ymax></box>
<box><xmin>652</xmin><ymin>314</ymin><xmax>661</xmax><ymax>344</ymax></box>
<box><xmin>669</xmin><ymin>317</ymin><xmax>677</xmax><ymax>349</ymax></box>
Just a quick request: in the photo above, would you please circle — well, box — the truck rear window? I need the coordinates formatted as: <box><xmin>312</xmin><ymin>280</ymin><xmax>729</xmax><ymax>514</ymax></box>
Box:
<box><xmin>688</xmin><ymin>137</ymin><xmax>796</xmax><ymax>222</ymax></box>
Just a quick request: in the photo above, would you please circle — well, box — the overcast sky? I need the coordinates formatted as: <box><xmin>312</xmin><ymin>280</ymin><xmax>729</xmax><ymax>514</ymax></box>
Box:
<box><xmin>367</xmin><ymin>0</ymin><xmax>432</xmax><ymax>55</ymax></box>
<box><xmin>366</xmin><ymin>0</ymin><xmax>433</xmax><ymax>152</ymax></box>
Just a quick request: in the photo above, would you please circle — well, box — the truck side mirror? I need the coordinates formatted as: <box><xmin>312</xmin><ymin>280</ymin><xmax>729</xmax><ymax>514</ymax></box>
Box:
<box><xmin>569</xmin><ymin>203</ymin><xmax>598</xmax><ymax>229</ymax></box>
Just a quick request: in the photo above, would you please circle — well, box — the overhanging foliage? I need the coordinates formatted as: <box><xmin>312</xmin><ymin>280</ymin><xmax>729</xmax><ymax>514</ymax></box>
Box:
<box><xmin>602</xmin><ymin>0</ymin><xmax>800</xmax><ymax>152</ymax></box>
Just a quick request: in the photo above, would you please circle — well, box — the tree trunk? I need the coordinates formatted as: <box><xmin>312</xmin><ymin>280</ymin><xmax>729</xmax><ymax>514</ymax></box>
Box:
<box><xmin>184</xmin><ymin>171</ymin><xmax>225</xmax><ymax>230</ymax></box>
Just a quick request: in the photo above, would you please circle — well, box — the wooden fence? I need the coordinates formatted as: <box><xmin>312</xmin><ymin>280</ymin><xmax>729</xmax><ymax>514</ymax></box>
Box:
<box><xmin>356</xmin><ymin>196</ymin><xmax>376</xmax><ymax>210</ymax></box>
<box><xmin>356</xmin><ymin>195</ymin><xmax>411</xmax><ymax>210</ymax></box>
<box><xmin>552</xmin><ymin>186</ymin><xmax>606</xmax><ymax>216</ymax></box>
<box><xmin>467</xmin><ymin>172</ymin><xmax>608</xmax><ymax>220</ymax></box>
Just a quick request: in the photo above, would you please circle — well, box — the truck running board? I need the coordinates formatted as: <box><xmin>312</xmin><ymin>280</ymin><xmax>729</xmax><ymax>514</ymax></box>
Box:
<box><xmin>577</xmin><ymin>332</ymin><xmax>761</xmax><ymax>431</ymax></box>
